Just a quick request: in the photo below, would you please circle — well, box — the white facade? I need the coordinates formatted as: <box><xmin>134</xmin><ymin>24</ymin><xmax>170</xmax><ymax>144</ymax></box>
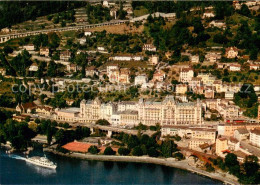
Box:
<box><xmin>179</xmin><ymin>68</ymin><xmax>194</xmax><ymax>83</ymax></box>
<box><xmin>190</xmin><ymin>55</ymin><xmax>199</xmax><ymax>63</ymax></box>
<box><xmin>250</xmin><ymin>129</ymin><xmax>260</xmax><ymax>148</ymax></box>
<box><xmin>23</xmin><ymin>44</ymin><xmax>35</xmax><ymax>51</ymax></box>
<box><xmin>149</xmin><ymin>55</ymin><xmax>159</xmax><ymax>65</ymax></box>
<box><xmin>29</xmin><ymin>64</ymin><xmax>38</xmax><ymax>72</ymax></box>
<box><xmin>229</xmin><ymin>64</ymin><xmax>241</xmax><ymax>71</ymax></box>
<box><xmin>135</xmin><ymin>75</ymin><xmax>147</xmax><ymax>86</ymax></box>
<box><xmin>84</xmin><ymin>31</ymin><xmax>92</xmax><ymax>36</ymax></box>
<box><xmin>112</xmin><ymin>55</ymin><xmax>144</xmax><ymax>61</ymax></box>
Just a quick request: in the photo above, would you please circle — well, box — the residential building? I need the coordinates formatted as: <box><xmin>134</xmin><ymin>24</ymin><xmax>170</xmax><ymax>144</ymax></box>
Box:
<box><xmin>225</xmin><ymin>91</ymin><xmax>235</xmax><ymax>100</ymax></box>
<box><xmin>204</xmin><ymin>87</ymin><xmax>215</xmax><ymax>99</ymax></box>
<box><xmin>135</xmin><ymin>75</ymin><xmax>147</xmax><ymax>86</ymax></box>
<box><xmin>149</xmin><ymin>55</ymin><xmax>159</xmax><ymax>65</ymax></box>
<box><xmin>97</xmin><ymin>46</ymin><xmax>105</xmax><ymax>52</ymax></box>
<box><xmin>179</xmin><ymin>68</ymin><xmax>194</xmax><ymax>83</ymax></box>
<box><xmin>107</xmin><ymin>64</ymin><xmax>119</xmax><ymax>74</ymax></box>
<box><xmin>142</xmin><ymin>44</ymin><xmax>156</xmax><ymax>52</ymax></box>
<box><xmin>197</xmin><ymin>73</ymin><xmax>216</xmax><ymax>85</ymax></box>
<box><xmin>205</xmin><ymin>52</ymin><xmax>221</xmax><ymax>63</ymax></box>
<box><xmin>234</xmin><ymin>128</ymin><xmax>249</xmax><ymax>141</ymax></box>
<box><xmin>23</xmin><ymin>44</ymin><xmax>35</xmax><ymax>51</ymax></box>
<box><xmin>60</xmin><ymin>50</ymin><xmax>71</xmax><ymax>61</ymax></box>
<box><xmin>176</xmin><ymin>84</ymin><xmax>188</xmax><ymax>94</ymax></box>
<box><xmin>249</xmin><ymin>64</ymin><xmax>260</xmax><ymax>70</ymax></box>
<box><xmin>40</xmin><ymin>47</ymin><xmax>50</xmax><ymax>57</ymax></box>
<box><xmin>16</xmin><ymin>102</ymin><xmax>37</xmax><ymax>113</ymax></box>
<box><xmin>29</xmin><ymin>63</ymin><xmax>38</xmax><ymax>72</ymax></box>
<box><xmin>250</xmin><ymin>129</ymin><xmax>260</xmax><ymax>148</ymax></box>
<box><xmin>84</xmin><ymin>31</ymin><xmax>92</xmax><ymax>36</ymax></box>
<box><xmin>203</xmin><ymin>12</ymin><xmax>215</xmax><ymax>18</ymax></box>
<box><xmin>118</xmin><ymin>101</ymin><xmax>137</xmax><ymax>112</ymax></box>
<box><xmin>218</xmin><ymin>123</ymin><xmax>260</xmax><ymax>137</ymax></box>
<box><xmin>55</xmin><ymin>107</ymin><xmax>80</xmax><ymax>122</ymax></box>
<box><xmin>119</xmin><ymin>110</ymin><xmax>139</xmax><ymax>126</ymax></box>
<box><xmin>226</xmin><ymin>47</ymin><xmax>239</xmax><ymax>58</ymax></box>
<box><xmin>190</xmin><ymin>55</ymin><xmax>199</xmax><ymax>63</ymax></box>
<box><xmin>35</xmin><ymin>106</ymin><xmax>53</xmax><ymax>116</ymax></box>
<box><xmin>189</xmin><ymin>138</ymin><xmax>212</xmax><ymax>150</ymax></box>
<box><xmin>111</xmin><ymin>55</ymin><xmax>143</xmax><ymax>61</ymax></box>
<box><xmin>153</xmin><ymin>72</ymin><xmax>165</xmax><ymax>82</ymax></box>
<box><xmin>0</xmin><ymin>68</ymin><xmax>6</xmax><ymax>76</ymax></box>
<box><xmin>209</xmin><ymin>20</ymin><xmax>226</xmax><ymax>29</ymax></box>
<box><xmin>85</xmin><ymin>66</ymin><xmax>98</xmax><ymax>77</ymax></box>
<box><xmin>110</xmin><ymin>8</ymin><xmax>117</xmax><ymax>19</ymax></box>
<box><xmin>118</xmin><ymin>68</ymin><xmax>130</xmax><ymax>84</ymax></box>
<box><xmin>229</xmin><ymin>64</ymin><xmax>241</xmax><ymax>71</ymax></box>
<box><xmin>79</xmin><ymin>37</ymin><xmax>86</xmax><ymax>45</ymax></box>
<box><xmin>67</xmin><ymin>64</ymin><xmax>79</xmax><ymax>73</ymax></box>
<box><xmin>216</xmin><ymin>137</ymin><xmax>228</xmax><ymax>156</ymax></box>
<box><xmin>217</xmin><ymin>104</ymin><xmax>240</xmax><ymax>120</ymax></box>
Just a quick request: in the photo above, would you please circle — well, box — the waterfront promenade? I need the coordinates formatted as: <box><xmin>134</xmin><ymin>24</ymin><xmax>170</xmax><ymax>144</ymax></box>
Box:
<box><xmin>44</xmin><ymin>148</ymin><xmax>239</xmax><ymax>185</ymax></box>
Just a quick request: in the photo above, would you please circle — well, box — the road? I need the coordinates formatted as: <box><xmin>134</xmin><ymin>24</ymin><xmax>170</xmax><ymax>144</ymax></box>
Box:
<box><xmin>240</xmin><ymin>140</ymin><xmax>260</xmax><ymax>158</ymax></box>
<box><xmin>0</xmin><ymin>20</ymin><xmax>127</xmax><ymax>43</ymax></box>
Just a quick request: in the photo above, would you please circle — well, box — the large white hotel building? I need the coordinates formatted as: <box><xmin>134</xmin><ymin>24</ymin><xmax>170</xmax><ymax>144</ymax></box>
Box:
<box><xmin>55</xmin><ymin>96</ymin><xmax>202</xmax><ymax>127</ymax></box>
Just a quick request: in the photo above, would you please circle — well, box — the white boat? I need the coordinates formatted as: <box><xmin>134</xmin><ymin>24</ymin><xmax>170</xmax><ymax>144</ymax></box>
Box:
<box><xmin>25</xmin><ymin>156</ymin><xmax>57</xmax><ymax>169</ymax></box>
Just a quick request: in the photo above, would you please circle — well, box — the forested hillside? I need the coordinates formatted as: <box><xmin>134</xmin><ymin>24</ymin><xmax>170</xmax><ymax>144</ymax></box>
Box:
<box><xmin>0</xmin><ymin>1</ymin><xmax>86</xmax><ymax>29</ymax></box>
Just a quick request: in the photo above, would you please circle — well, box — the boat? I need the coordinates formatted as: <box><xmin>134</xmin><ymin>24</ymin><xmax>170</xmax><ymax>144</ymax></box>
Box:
<box><xmin>25</xmin><ymin>156</ymin><xmax>57</xmax><ymax>169</ymax></box>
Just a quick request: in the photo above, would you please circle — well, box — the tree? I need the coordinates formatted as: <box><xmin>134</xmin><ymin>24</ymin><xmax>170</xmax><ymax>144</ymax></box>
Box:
<box><xmin>249</xmin><ymin>48</ymin><xmax>258</xmax><ymax>60</ymax></box>
<box><xmin>127</xmin><ymin>135</ymin><xmax>139</xmax><ymax>149</ymax></box>
<box><xmin>118</xmin><ymin>147</ymin><xmax>130</xmax><ymax>156</ymax></box>
<box><xmin>3</xmin><ymin>45</ymin><xmax>13</xmax><ymax>55</ymax></box>
<box><xmin>243</xmin><ymin>155</ymin><xmax>259</xmax><ymax>176</ymax></box>
<box><xmin>173</xmin><ymin>152</ymin><xmax>185</xmax><ymax>161</ymax></box>
<box><xmin>161</xmin><ymin>139</ymin><xmax>177</xmax><ymax>158</ymax></box>
<box><xmin>96</xmin><ymin>119</ymin><xmax>110</xmax><ymax>126</ymax></box>
<box><xmin>132</xmin><ymin>146</ymin><xmax>143</xmax><ymax>156</ymax></box>
<box><xmin>47</xmin><ymin>60</ymin><xmax>57</xmax><ymax>77</ymax></box>
<box><xmin>239</xmin><ymin>4</ymin><xmax>251</xmax><ymax>17</ymax></box>
<box><xmin>55</xmin><ymin>129</ymin><xmax>65</xmax><ymax>145</ymax></box>
<box><xmin>88</xmin><ymin>145</ymin><xmax>99</xmax><ymax>154</ymax></box>
<box><xmin>225</xmin><ymin>153</ymin><xmax>240</xmax><ymax>176</ymax></box>
<box><xmin>205</xmin><ymin>163</ymin><xmax>215</xmax><ymax>172</ymax></box>
<box><xmin>48</xmin><ymin>32</ymin><xmax>60</xmax><ymax>49</ymax></box>
<box><xmin>104</xmin><ymin>146</ymin><xmax>116</xmax><ymax>155</ymax></box>
<box><xmin>61</xmin><ymin>21</ymin><xmax>66</xmax><ymax>27</ymax></box>
<box><xmin>147</xmin><ymin>147</ymin><xmax>159</xmax><ymax>157</ymax></box>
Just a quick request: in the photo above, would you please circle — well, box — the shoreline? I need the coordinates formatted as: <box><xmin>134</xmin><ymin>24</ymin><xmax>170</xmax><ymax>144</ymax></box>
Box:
<box><xmin>44</xmin><ymin>148</ymin><xmax>239</xmax><ymax>185</ymax></box>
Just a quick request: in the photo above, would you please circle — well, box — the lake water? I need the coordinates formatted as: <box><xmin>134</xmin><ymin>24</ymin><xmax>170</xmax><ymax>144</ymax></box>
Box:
<box><xmin>0</xmin><ymin>148</ymin><xmax>222</xmax><ymax>185</ymax></box>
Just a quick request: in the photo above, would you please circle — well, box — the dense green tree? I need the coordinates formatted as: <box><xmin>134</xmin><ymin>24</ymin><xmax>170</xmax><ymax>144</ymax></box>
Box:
<box><xmin>161</xmin><ymin>139</ymin><xmax>177</xmax><ymax>158</ymax></box>
<box><xmin>0</xmin><ymin>2</ymin><xmax>86</xmax><ymax>29</ymax></box>
<box><xmin>147</xmin><ymin>147</ymin><xmax>159</xmax><ymax>157</ymax></box>
<box><xmin>132</xmin><ymin>146</ymin><xmax>143</xmax><ymax>156</ymax></box>
<box><xmin>239</xmin><ymin>4</ymin><xmax>251</xmax><ymax>17</ymax></box>
<box><xmin>3</xmin><ymin>45</ymin><xmax>13</xmax><ymax>55</ymax></box>
<box><xmin>225</xmin><ymin>153</ymin><xmax>240</xmax><ymax>176</ymax></box>
<box><xmin>127</xmin><ymin>135</ymin><xmax>139</xmax><ymax>149</ymax></box>
<box><xmin>88</xmin><ymin>145</ymin><xmax>99</xmax><ymax>154</ymax></box>
<box><xmin>118</xmin><ymin>147</ymin><xmax>130</xmax><ymax>156</ymax></box>
<box><xmin>48</xmin><ymin>32</ymin><xmax>60</xmax><ymax>49</ymax></box>
<box><xmin>104</xmin><ymin>146</ymin><xmax>116</xmax><ymax>155</ymax></box>
<box><xmin>173</xmin><ymin>152</ymin><xmax>185</xmax><ymax>161</ymax></box>
<box><xmin>96</xmin><ymin>119</ymin><xmax>110</xmax><ymax>126</ymax></box>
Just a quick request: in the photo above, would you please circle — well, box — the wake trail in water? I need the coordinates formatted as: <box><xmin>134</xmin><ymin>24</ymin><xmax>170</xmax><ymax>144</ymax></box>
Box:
<box><xmin>1</xmin><ymin>153</ymin><xmax>26</xmax><ymax>161</ymax></box>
